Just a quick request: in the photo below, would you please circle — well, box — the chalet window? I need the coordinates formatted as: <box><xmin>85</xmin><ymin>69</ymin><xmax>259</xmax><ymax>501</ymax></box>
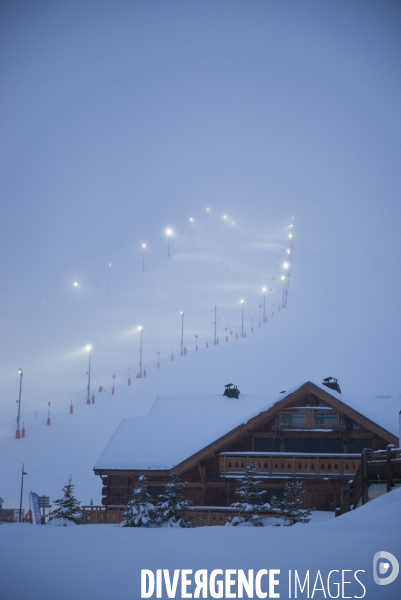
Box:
<box><xmin>314</xmin><ymin>412</ymin><xmax>338</xmax><ymax>427</ymax></box>
<box><xmin>281</xmin><ymin>412</ymin><xmax>305</xmax><ymax>426</ymax></box>
<box><xmin>347</xmin><ymin>438</ymin><xmax>372</xmax><ymax>453</ymax></box>
<box><xmin>147</xmin><ymin>486</ymin><xmax>164</xmax><ymax>500</ymax></box>
<box><xmin>284</xmin><ymin>438</ymin><xmax>343</xmax><ymax>453</ymax></box>
<box><xmin>254</xmin><ymin>437</ymin><xmax>280</xmax><ymax>452</ymax></box>
<box><xmin>347</xmin><ymin>421</ymin><xmax>362</xmax><ymax>431</ymax></box>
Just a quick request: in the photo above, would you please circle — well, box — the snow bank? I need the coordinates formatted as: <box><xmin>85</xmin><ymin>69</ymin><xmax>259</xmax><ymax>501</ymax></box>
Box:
<box><xmin>0</xmin><ymin>487</ymin><xmax>400</xmax><ymax>600</ymax></box>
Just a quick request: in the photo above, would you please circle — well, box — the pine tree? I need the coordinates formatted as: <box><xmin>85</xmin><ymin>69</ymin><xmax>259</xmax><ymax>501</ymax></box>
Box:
<box><xmin>49</xmin><ymin>476</ymin><xmax>81</xmax><ymax>525</ymax></box>
<box><xmin>153</xmin><ymin>470</ymin><xmax>194</xmax><ymax>528</ymax></box>
<box><xmin>280</xmin><ymin>481</ymin><xmax>312</xmax><ymax>526</ymax></box>
<box><xmin>121</xmin><ymin>475</ymin><xmax>156</xmax><ymax>527</ymax></box>
<box><xmin>227</xmin><ymin>462</ymin><xmax>269</xmax><ymax>527</ymax></box>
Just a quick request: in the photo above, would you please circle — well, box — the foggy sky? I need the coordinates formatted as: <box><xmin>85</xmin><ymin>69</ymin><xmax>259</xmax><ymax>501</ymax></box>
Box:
<box><xmin>1</xmin><ymin>0</ymin><xmax>401</xmax><ymax>417</ymax></box>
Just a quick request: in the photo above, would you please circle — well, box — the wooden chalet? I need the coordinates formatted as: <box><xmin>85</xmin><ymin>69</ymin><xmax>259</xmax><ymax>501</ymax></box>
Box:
<box><xmin>93</xmin><ymin>381</ymin><xmax>399</xmax><ymax>517</ymax></box>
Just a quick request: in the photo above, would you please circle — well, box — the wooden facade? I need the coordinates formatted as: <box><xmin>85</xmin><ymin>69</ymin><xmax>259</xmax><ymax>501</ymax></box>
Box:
<box><xmin>94</xmin><ymin>382</ymin><xmax>398</xmax><ymax>513</ymax></box>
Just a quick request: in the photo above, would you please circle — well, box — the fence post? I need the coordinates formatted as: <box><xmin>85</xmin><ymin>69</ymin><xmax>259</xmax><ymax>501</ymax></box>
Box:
<box><xmin>361</xmin><ymin>448</ymin><xmax>371</xmax><ymax>505</ymax></box>
<box><xmin>386</xmin><ymin>444</ymin><xmax>395</xmax><ymax>493</ymax></box>
<box><xmin>348</xmin><ymin>479</ymin><xmax>353</xmax><ymax>512</ymax></box>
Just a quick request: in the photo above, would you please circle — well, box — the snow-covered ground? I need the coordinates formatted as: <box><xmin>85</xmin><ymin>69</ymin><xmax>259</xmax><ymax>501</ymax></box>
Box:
<box><xmin>0</xmin><ymin>487</ymin><xmax>400</xmax><ymax>600</ymax></box>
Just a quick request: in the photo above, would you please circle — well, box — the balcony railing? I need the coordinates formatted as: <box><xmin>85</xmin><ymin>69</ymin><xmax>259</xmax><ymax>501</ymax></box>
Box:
<box><xmin>81</xmin><ymin>505</ymin><xmax>280</xmax><ymax>527</ymax></box>
<box><xmin>336</xmin><ymin>445</ymin><xmax>401</xmax><ymax>516</ymax></box>
<box><xmin>81</xmin><ymin>505</ymin><xmax>124</xmax><ymax>524</ymax></box>
<box><xmin>220</xmin><ymin>452</ymin><xmax>361</xmax><ymax>479</ymax></box>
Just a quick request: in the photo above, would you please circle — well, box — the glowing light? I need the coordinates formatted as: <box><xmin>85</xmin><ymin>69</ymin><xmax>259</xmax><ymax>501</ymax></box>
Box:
<box><xmin>223</xmin><ymin>215</ymin><xmax>227</xmax><ymax>219</ymax></box>
<box><xmin>142</xmin><ymin>243</ymin><xmax>146</xmax><ymax>248</ymax></box>
<box><xmin>289</xmin><ymin>234</ymin><xmax>293</xmax><ymax>238</ymax></box>
<box><xmin>73</xmin><ymin>282</ymin><xmax>78</xmax><ymax>287</ymax></box>
<box><xmin>290</xmin><ymin>224</ymin><xmax>293</xmax><ymax>228</ymax></box>
<box><xmin>189</xmin><ymin>218</ymin><xmax>193</xmax><ymax>222</ymax></box>
<box><xmin>283</xmin><ymin>262</ymin><xmax>289</xmax><ymax>269</ymax></box>
<box><xmin>240</xmin><ymin>299</ymin><xmax>244</xmax><ymax>304</ymax></box>
<box><xmin>19</xmin><ymin>369</ymin><xmax>23</xmax><ymax>375</ymax></box>
<box><xmin>180</xmin><ymin>310</ymin><xmax>184</xmax><ymax>315</ymax></box>
<box><xmin>109</xmin><ymin>263</ymin><xmax>112</xmax><ymax>267</ymax></box>
<box><xmin>262</xmin><ymin>287</ymin><xmax>266</xmax><ymax>292</ymax></box>
<box><xmin>86</xmin><ymin>345</ymin><xmax>92</xmax><ymax>351</ymax></box>
<box><xmin>281</xmin><ymin>276</ymin><xmax>285</xmax><ymax>281</ymax></box>
<box><xmin>206</xmin><ymin>208</ymin><xmax>210</xmax><ymax>212</ymax></box>
<box><xmin>287</xmin><ymin>249</ymin><xmax>290</xmax><ymax>254</ymax></box>
<box><xmin>166</xmin><ymin>228</ymin><xmax>173</xmax><ymax>236</ymax></box>
<box><xmin>138</xmin><ymin>326</ymin><xmax>142</xmax><ymax>331</ymax></box>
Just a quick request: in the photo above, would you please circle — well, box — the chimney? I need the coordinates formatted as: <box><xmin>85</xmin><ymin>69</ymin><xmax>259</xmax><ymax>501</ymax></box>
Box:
<box><xmin>223</xmin><ymin>384</ymin><xmax>240</xmax><ymax>399</ymax></box>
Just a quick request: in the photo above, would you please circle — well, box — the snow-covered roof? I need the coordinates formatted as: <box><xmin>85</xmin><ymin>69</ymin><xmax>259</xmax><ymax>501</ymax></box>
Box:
<box><xmin>94</xmin><ymin>381</ymin><xmax>400</xmax><ymax>471</ymax></box>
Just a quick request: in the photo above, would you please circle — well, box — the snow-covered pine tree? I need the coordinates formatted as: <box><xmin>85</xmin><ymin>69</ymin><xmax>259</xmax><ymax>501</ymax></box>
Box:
<box><xmin>49</xmin><ymin>476</ymin><xmax>81</xmax><ymax>525</ymax></box>
<box><xmin>280</xmin><ymin>481</ymin><xmax>312</xmax><ymax>525</ymax></box>
<box><xmin>153</xmin><ymin>470</ymin><xmax>193</xmax><ymax>528</ymax></box>
<box><xmin>121</xmin><ymin>474</ymin><xmax>156</xmax><ymax>527</ymax></box>
<box><xmin>227</xmin><ymin>462</ymin><xmax>269</xmax><ymax>527</ymax></box>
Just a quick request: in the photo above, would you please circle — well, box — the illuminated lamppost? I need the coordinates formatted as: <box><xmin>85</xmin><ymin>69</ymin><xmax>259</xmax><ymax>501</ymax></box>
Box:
<box><xmin>142</xmin><ymin>244</ymin><xmax>146</xmax><ymax>273</ymax></box>
<box><xmin>288</xmin><ymin>232</ymin><xmax>293</xmax><ymax>253</ymax></box>
<box><xmin>213</xmin><ymin>305</ymin><xmax>217</xmax><ymax>345</ymax></box>
<box><xmin>72</xmin><ymin>282</ymin><xmax>78</xmax><ymax>313</ymax></box>
<box><xmin>240</xmin><ymin>300</ymin><xmax>244</xmax><ymax>337</ymax></box>
<box><xmin>16</xmin><ymin>369</ymin><xmax>23</xmax><ymax>439</ymax></box>
<box><xmin>86</xmin><ymin>346</ymin><xmax>92</xmax><ymax>405</ymax></box>
<box><xmin>189</xmin><ymin>218</ymin><xmax>193</xmax><ymax>242</ymax></box>
<box><xmin>180</xmin><ymin>311</ymin><xmax>184</xmax><ymax>355</ymax></box>
<box><xmin>108</xmin><ymin>263</ymin><xmax>112</xmax><ymax>293</ymax></box>
<box><xmin>19</xmin><ymin>463</ymin><xmax>27</xmax><ymax>523</ymax></box>
<box><xmin>138</xmin><ymin>327</ymin><xmax>143</xmax><ymax>377</ymax></box>
<box><xmin>262</xmin><ymin>287</ymin><xmax>266</xmax><ymax>323</ymax></box>
<box><xmin>166</xmin><ymin>228</ymin><xmax>173</xmax><ymax>258</ymax></box>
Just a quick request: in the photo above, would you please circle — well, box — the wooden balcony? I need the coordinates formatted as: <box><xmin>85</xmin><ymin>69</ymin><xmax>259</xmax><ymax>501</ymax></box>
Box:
<box><xmin>81</xmin><ymin>505</ymin><xmax>279</xmax><ymax>527</ymax></box>
<box><xmin>220</xmin><ymin>452</ymin><xmax>361</xmax><ymax>479</ymax></box>
<box><xmin>337</xmin><ymin>445</ymin><xmax>401</xmax><ymax>516</ymax></box>
<box><xmin>189</xmin><ymin>506</ymin><xmax>278</xmax><ymax>527</ymax></box>
<box><xmin>81</xmin><ymin>505</ymin><xmax>124</xmax><ymax>524</ymax></box>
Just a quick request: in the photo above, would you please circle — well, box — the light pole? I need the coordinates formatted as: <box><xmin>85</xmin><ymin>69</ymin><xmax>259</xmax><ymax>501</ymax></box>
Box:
<box><xmin>73</xmin><ymin>282</ymin><xmax>78</xmax><ymax>311</ymax></box>
<box><xmin>213</xmin><ymin>305</ymin><xmax>217</xmax><ymax>345</ymax></box>
<box><xmin>166</xmin><ymin>228</ymin><xmax>173</xmax><ymax>258</ymax></box>
<box><xmin>16</xmin><ymin>369</ymin><xmax>23</xmax><ymax>439</ymax></box>
<box><xmin>262</xmin><ymin>288</ymin><xmax>266</xmax><ymax>323</ymax></box>
<box><xmin>240</xmin><ymin>300</ymin><xmax>244</xmax><ymax>337</ymax></box>
<box><xmin>180</xmin><ymin>311</ymin><xmax>184</xmax><ymax>355</ymax></box>
<box><xmin>189</xmin><ymin>218</ymin><xmax>193</xmax><ymax>242</ymax></box>
<box><xmin>142</xmin><ymin>244</ymin><xmax>146</xmax><ymax>272</ymax></box>
<box><xmin>108</xmin><ymin>263</ymin><xmax>112</xmax><ymax>293</ymax></box>
<box><xmin>86</xmin><ymin>346</ymin><xmax>92</xmax><ymax>405</ymax></box>
<box><xmin>19</xmin><ymin>463</ymin><xmax>27</xmax><ymax>523</ymax></box>
<box><xmin>281</xmin><ymin>276</ymin><xmax>285</xmax><ymax>308</ymax></box>
<box><xmin>138</xmin><ymin>327</ymin><xmax>143</xmax><ymax>377</ymax></box>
